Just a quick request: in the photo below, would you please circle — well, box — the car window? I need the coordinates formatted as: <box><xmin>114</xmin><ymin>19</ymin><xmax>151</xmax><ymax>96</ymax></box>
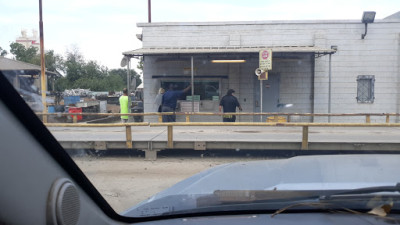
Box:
<box><xmin>2</xmin><ymin>0</ymin><xmax>400</xmax><ymax>219</ymax></box>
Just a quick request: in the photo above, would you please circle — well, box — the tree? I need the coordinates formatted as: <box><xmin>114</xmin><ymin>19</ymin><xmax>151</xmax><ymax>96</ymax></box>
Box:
<box><xmin>64</xmin><ymin>48</ymin><xmax>85</xmax><ymax>83</ymax></box>
<box><xmin>10</xmin><ymin>42</ymin><xmax>38</xmax><ymax>63</ymax></box>
<box><xmin>44</xmin><ymin>50</ymin><xmax>64</xmax><ymax>74</ymax></box>
<box><xmin>60</xmin><ymin>48</ymin><xmax>131</xmax><ymax>92</ymax></box>
<box><xmin>54</xmin><ymin>77</ymin><xmax>70</xmax><ymax>92</ymax></box>
<box><xmin>109</xmin><ymin>68</ymin><xmax>142</xmax><ymax>89</ymax></box>
<box><xmin>9</xmin><ymin>42</ymin><xmax>64</xmax><ymax>74</ymax></box>
<box><xmin>7</xmin><ymin>43</ymin><xmax>140</xmax><ymax>92</ymax></box>
<box><xmin>105</xmin><ymin>74</ymin><xmax>125</xmax><ymax>91</ymax></box>
<box><xmin>0</xmin><ymin>46</ymin><xmax>7</xmax><ymax>56</ymax></box>
<box><xmin>82</xmin><ymin>60</ymin><xmax>107</xmax><ymax>80</ymax></box>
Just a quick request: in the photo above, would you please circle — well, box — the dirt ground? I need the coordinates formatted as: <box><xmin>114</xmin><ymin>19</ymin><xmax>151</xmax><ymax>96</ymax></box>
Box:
<box><xmin>73</xmin><ymin>156</ymin><xmax>265</xmax><ymax>213</ymax></box>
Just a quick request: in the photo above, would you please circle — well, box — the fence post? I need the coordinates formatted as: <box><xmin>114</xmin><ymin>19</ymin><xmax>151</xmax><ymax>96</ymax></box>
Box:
<box><xmin>386</xmin><ymin>115</ymin><xmax>390</xmax><ymax>123</ymax></box>
<box><xmin>167</xmin><ymin>125</ymin><xmax>173</xmax><ymax>148</ymax></box>
<box><xmin>158</xmin><ymin>114</ymin><xmax>162</xmax><ymax>122</ymax></box>
<box><xmin>301</xmin><ymin>126</ymin><xmax>309</xmax><ymax>150</ymax></box>
<box><xmin>126</xmin><ymin>125</ymin><xmax>132</xmax><ymax>148</ymax></box>
<box><xmin>186</xmin><ymin>115</ymin><xmax>190</xmax><ymax>122</ymax></box>
<box><xmin>366</xmin><ymin>115</ymin><xmax>371</xmax><ymax>123</ymax></box>
<box><xmin>73</xmin><ymin>115</ymin><xmax>77</xmax><ymax>123</ymax></box>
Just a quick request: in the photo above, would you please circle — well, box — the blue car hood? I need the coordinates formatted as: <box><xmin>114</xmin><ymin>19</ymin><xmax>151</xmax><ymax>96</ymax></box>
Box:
<box><xmin>124</xmin><ymin>154</ymin><xmax>400</xmax><ymax>216</ymax></box>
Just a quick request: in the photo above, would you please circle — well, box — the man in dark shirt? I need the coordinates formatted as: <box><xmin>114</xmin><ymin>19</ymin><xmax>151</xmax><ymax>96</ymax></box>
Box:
<box><xmin>219</xmin><ymin>89</ymin><xmax>242</xmax><ymax>122</ymax></box>
<box><xmin>161</xmin><ymin>84</ymin><xmax>191</xmax><ymax>122</ymax></box>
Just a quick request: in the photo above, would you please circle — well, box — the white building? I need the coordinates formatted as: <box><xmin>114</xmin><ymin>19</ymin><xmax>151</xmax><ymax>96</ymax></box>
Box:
<box><xmin>16</xmin><ymin>29</ymin><xmax>40</xmax><ymax>49</ymax></box>
<box><xmin>123</xmin><ymin>11</ymin><xmax>400</xmax><ymax>122</ymax></box>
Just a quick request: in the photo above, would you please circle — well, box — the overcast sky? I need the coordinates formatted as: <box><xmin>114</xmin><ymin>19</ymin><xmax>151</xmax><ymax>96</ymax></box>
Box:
<box><xmin>0</xmin><ymin>0</ymin><xmax>398</xmax><ymax>69</ymax></box>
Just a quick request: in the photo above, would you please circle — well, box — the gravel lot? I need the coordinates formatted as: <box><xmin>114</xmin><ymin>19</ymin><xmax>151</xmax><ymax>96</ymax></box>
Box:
<box><xmin>73</xmin><ymin>156</ymin><xmax>266</xmax><ymax>213</ymax></box>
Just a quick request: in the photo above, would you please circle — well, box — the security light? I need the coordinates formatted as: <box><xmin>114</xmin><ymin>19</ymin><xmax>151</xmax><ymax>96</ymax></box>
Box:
<box><xmin>361</xmin><ymin>11</ymin><xmax>376</xmax><ymax>39</ymax></box>
<box><xmin>362</xmin><ymin>11</ymin><xmax>376</xmax><ymax>23</ymax></box>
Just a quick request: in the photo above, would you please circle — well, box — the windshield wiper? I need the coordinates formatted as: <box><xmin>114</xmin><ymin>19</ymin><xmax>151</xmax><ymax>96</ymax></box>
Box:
<box><xmin>270</xmin><ymin>184</ymin><xmax>400</xmax><ymax>218</ymax></box>
<box><xmin>207</xmin><ymin>185</ymin><xmax>400</xmax><ymax>205</ymax></box>
<box><xmin>138</xmin><ymin>186</ymin><xmax>400</xmax><ymax>217</ymax></box>
<box><xmin>133</xmin><ymin>186</ymin><xmax>400</xmax><ymax>218</ymax></box>
<box><xmin>270</xmin><ymin>202</ymin><xmax>362</xmax><ymax>217</ymax></box>
<box><xmin>202</xmin><ymin>190</ymin><xmax>323</xmax><ymax>206</ymax></box>
<box><xmin>320</xmin><ymin>183</ymin><xmax>400</xmax><ymax>200</ymax></box>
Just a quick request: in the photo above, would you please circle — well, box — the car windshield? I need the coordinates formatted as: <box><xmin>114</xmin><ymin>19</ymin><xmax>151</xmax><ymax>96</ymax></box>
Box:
<box><xmin>2</xmin><ymin>0</ymin><xmax>400</xmax><ymax>219</ymax></box>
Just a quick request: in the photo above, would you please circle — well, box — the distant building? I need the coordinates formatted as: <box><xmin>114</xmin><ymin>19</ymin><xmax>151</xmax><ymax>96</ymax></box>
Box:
<box><xmin>123</xmin><ymin>11</ymin><xmax>400</xmax><ymax>123</ymax></box>
<box><xmin>16</xmin><ymin>29</ymin><xmax>40</xmax><ymax>49</ymax></box>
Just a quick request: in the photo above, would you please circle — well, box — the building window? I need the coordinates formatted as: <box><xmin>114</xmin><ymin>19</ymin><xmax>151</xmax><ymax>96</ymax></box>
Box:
<box><xmin>161</xmin><ymin>80</ymin><xmax>220</xmax><ymax>100</ymax></box>
<box><xmin>356</xmin><ymin>75</ymin><xmax>375</xmax><ymax>103</ymax></box>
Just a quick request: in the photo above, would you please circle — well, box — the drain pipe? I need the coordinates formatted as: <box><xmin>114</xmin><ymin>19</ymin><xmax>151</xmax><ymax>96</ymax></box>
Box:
<box><xmin>328</xmin><ymin>53</ymin><xmax>331</xmax><ymax>123</ymax></box>
<box><xmin>327</xmin><ymin>46</ymin><xmax>337</xmax><ymax>123</ymax></box>
<box><xmin>191</xmin><ymin>56</ymin><xmax>194</xmax><ymax>112</ymax></box>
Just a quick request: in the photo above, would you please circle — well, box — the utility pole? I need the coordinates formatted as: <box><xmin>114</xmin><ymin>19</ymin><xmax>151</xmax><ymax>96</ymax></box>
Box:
<box><xmin>148</xmin><ymin>0</ymin><xmax>151</xmax><ymax>23</ymax></box>
<box><xmin>39</xmin><ymin>0</ymin><xmax>47</xmax><ymax>123</ymax></box>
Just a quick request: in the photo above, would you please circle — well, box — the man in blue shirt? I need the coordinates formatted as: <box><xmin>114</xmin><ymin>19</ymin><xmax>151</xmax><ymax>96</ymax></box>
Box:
<box><xmin>161</xmin><ymin>84</ymin><xmax>191</xmax><ymax>122</ymax></box>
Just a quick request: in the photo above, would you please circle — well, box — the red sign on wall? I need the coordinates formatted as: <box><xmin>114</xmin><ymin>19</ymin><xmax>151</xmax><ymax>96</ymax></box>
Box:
<box><xmin>259</xmin><ymin>49</ymin><xmax>272</xmax><ymax>70</ymax></box>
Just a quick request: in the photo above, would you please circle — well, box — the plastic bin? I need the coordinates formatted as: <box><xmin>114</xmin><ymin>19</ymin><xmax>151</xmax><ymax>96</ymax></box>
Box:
<box><xmin>64</xmin><ymin>96</ymin><xmax>80</xmax><ymax>106</ymax></box>
<box><xmin>69</xmin><ymin>107</ymin><xmax>82</xmax><ymax>120</ymax></box>
<box><xmin>48</xmin><ymin>106</ymin><xmax>55</xmax><ymax>113</ymax></box>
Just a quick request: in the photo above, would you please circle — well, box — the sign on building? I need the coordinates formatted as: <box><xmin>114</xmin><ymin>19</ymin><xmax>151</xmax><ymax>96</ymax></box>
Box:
<box><xmin>259</xmin><ymin>49</ymin><xmax>272</xmax><ymax>71</ymax></box>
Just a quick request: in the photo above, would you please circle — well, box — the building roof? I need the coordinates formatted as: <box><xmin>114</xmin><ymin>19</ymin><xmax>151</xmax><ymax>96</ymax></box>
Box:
<box><xmin>123</xmin><ymin>46</ymin><xmax>336</xmax><ymax>57</ymax></box>
<box><xmin>136</xmin><ymin>17</ymin><xmax>399</xmax><ymax>28</ymax></box>
<box><xmin>384</xmin><ymin>11</ymin><xmax>400</xmax><ymax>20</ymax></box>
<box><xmin>0</xmin><ymin>56</ymin><xmax>58</xmax><ymax>76</ymax></box>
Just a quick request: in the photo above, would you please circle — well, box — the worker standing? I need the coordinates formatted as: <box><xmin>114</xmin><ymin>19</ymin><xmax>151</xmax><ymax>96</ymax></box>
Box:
<box><xmin>119</xmin><ymin>88</ymin><xmax>129</xmax><ymax>123</ymax></box>
<box><xmin>161</xmin><ymin>84</ymin><xmax>191</xmax><ymax>122</ymax></box>
<box><xmin>219</xmin><ymin>89</ymin><xmax>242</xmax><ymax>122</ymax></box>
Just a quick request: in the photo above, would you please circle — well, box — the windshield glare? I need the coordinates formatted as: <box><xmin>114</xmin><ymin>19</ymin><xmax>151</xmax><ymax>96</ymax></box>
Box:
<box><xmin>2</xmin><ymin>0</ymin><xmax>400</xmax><ymax>219</ymax></box>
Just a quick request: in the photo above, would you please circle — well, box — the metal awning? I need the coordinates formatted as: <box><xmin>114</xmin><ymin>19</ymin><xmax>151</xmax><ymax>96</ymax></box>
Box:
<box><xmin>0</xmin><ymin>56</ymin><xmax>59</xmax><ymax>76</ymax></box>
<box><xmin>123</xmin><ymin>46</ymin><xmax>335</xmax><ymax>57</ymax></box>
